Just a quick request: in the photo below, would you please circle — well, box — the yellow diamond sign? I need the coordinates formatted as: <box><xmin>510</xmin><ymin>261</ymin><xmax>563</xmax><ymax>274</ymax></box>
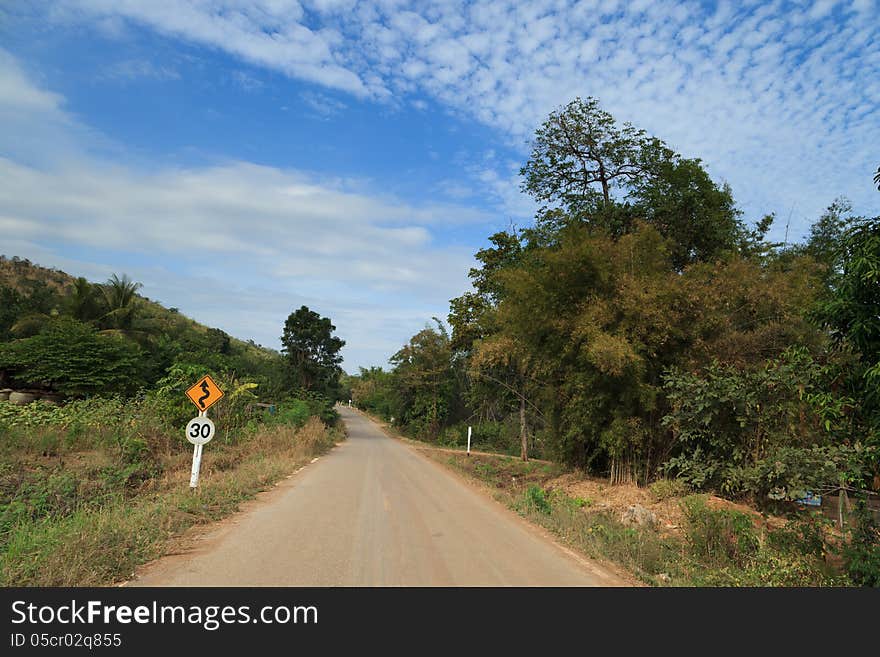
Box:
<box><xmin>185</xmin><ymin>374</ymin><xmax>224</xmax><ymax>412</ymax></box>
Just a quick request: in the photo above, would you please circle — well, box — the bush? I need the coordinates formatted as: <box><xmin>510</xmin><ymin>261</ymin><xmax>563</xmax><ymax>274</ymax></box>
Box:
<box><xmin>649</xmin><ymin>478</ymin><xmax>690</xmax><ymax>501</ymax></box>
<box><xmin>0</xmin><ymin>318</ymin><xmax>144</xmax><ymax>396</ymax></box>
<box><xmin>270</xmin><ymin>400</ymin><xmax>311</xmax><ymax>428</ymax></box>
<box><xmin>523</xmin><ymin>485</ymin><xmax>552</xmax><ymax>514</ymax></box>
<box><xmin>843</xmin><ymin>498</ymin><xmax>880</xmax><ymax>587</ymax></box>
<box><xmin>681</xmin><ymin>495</ymin><xmax>759</xmax><ymax>569</ymax></box>
<box><xmin>661</xmin><ymin>350</ymin><xmax>870</xmax><ymax>498</ymax></box>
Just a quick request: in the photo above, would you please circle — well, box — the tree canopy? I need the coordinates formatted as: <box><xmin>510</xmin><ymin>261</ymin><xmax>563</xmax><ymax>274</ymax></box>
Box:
<box><xmin>280</xmin><ymin>305</ymin><xmax>345</xmax><ymax>399</ymax></box>
<box><xmin>348</xmin><ymin>96</ymin><xmax>880</xmax><ymax>502</ymax></box>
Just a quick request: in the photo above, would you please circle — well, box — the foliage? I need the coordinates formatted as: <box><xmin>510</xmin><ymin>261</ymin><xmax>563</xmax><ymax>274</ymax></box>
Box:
<box><xmin>0</xmin><ymin>318</ymin><xmax>144</xmax><ymax>396</ymax></box>
<box><xmin>521</xmin><ymin>95</ymin><xmax>668</xmax><ymax>214</ymax></box>
<box><xmin>520</xmin><ymin>96</ymin><xmax>746</xmax><ymax>270</ymax></box>
<box><xmin>649</xmin><ymin>478</ymin><xmax>690</xmax><ymax>502</ymax></box>
<box><xmin>523</xmin><ymin>485</ymin><xmax>552</xmax><ymax>514</ymax></box>
<box><xmin>680</xmin><ymin>495</ymin><xmax>759</xmax><ymax>569</ymax></box>
<box><xmin>280</xmin><ymin>306</ymin><xmax>345</xmax><ymax>399</ymax></box>
<box><xmin>843</xmin><ymin>498</ymin><xmax>880</xmax><ymax>587</ymax></box>
<box><xmin>388</xmin><ymin>320</ymin><xmax>460</xmax><ymax>438</ymax></box>
<box><xmin>349</xmin><ymin>366</ymin><xmax>400</xmax><ymax>420</ymax></box>
<box><xmin>663</xmin><ymin>351</ymin><xmax>824</xmax><ymax>490</ymax></box>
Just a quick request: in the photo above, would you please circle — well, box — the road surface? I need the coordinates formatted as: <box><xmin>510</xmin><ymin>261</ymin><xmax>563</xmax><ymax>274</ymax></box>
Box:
<box><xmin>131</xmin><ymin>407</ymin><xmax>626</xmax><ymax>586</ymax></box>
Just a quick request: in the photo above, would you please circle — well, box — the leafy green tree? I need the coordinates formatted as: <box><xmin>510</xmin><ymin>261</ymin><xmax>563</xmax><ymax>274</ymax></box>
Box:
<box><xmin>630</xmin><ymin>156</ymin><xmax>742</xmax><ymax>269</ymax></box>
<box><xmin>98</xmin><ymin>274</ymin><xmax>143</xmax><ymax>335</ymax></box>
<box><xmin>520</xmin><ymin>96</ymin><xmax>747</xmax><ymax>269</ymax></box>
<box><xmin>817</xmin><ymin>217</ymin><xmax>880</xmax><ymax>364</ymax></box>
<box><xmin>521</xmin><ymin>96</ymin><xmax>666</xmax><ymax>214</ymax></box>
<box><xmin>66</xmin><ymin>277</ymin><xmax>103</xmax><ymax>324</ymax></box>
<box><xmin>815</xmin><ymin>216</ymin><xmax>880</xmax><ymax>480</ymax></box>
<box><xmin>0</xmin><ymin>286</ymin><xmax>26</xmax><ymax>340</ymax></box>
<box><xmin>788</xmin><ymin>198</ymin><xmax>858</xmax><ymax>283</ymax></box>
<box><xmin>280</xmin><ymin>306</ymin><xmax>345</xmax><ymax>398</ymax></box>
<box><xmin>0</xmin><ymin>317</ymin><xmax>144</xmax><ymax>396</ymax></box>
<box><xmin>390</xmin><ymin>320</ymin><xmax>458</xmax><ymax>438</ymax></box>
<box><xmin>483</xmin><ymin>222</ymin><xmax>823</xmax><ymax>476</ymax></box>
<box><xmin>350</xmin><ymin>366</ymin><xmax>400</xmax><ymax>419</ymax></box>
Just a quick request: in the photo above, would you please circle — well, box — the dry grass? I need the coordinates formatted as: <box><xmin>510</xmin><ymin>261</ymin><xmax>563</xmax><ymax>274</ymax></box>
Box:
<box><xmin>0</xmin><ymin>417</ymin><xmax>342</xmax><ymax>586</ymax></box>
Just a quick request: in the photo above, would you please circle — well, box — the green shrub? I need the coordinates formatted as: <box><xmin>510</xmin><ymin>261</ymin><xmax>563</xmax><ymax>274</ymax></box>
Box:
<box><xmin>438</xmin><ymin>425</ymin><xmax>465</xmax><ymax>447</ymax></box>
<box><xmin>681</xmin><ymin>495</ymin><xmax>759</xmax><ymax>569</ymax></box>
<box><xmin>767</xmin><ymin>515</ymin><xmax>830</xmax><ymax>560</ymax></box>
<box><xmin>0</xmin><ymin>318</ymin><xmax>145</xmax><ymax>396</ymax></box>
<box><xmin>523</xmin><ymin>485</ymin><xmax>552</xmax><ymax>514</ymax></box>
<box><xmin>843</xmin><ymin>498</ymin><xmax>880</xmax><ymax>587</ymax></box>
<box><xmin>270</xmin><ymin>399</ymin><xmax>311</xmax><ymax>428</ymax></box>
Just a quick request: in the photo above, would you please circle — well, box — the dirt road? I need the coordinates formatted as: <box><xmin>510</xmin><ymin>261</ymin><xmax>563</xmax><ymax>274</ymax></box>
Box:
<box><xmin>131</xmin><ymin>407</ymin><xmax>626</xmax><ymax>586</ymax></box>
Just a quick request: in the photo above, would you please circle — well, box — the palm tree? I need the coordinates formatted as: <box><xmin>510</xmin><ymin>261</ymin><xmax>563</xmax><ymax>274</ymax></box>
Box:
<box><xmin>66</xmin><ymin>277</ymin><xmax>102</xmax><ymax>324</ymax></box>
<box><xmin>98</xmin><ymin>273</ymin><xmax>143</xmax><ymax>333</ymax></box>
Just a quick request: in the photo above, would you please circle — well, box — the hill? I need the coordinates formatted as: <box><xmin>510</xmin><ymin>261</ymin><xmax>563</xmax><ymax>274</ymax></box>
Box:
<box><xmin>0</xmin><ymin>255</ymin><xmax>284</xmax><ymax>399</ymax></box>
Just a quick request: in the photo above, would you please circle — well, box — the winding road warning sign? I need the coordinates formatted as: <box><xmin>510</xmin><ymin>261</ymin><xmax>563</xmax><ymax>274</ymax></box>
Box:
<box><xmin>185</xmin><ymin>374</ymin><xmax>224</xmax><ymax>412</ymax></box>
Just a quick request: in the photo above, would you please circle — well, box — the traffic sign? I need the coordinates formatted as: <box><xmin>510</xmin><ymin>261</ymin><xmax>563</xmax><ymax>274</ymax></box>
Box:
<box><xmin>185</xmin><ymin>416</ymin><xmax>216</xmax><ymax>445</ymax></box>
<box><xmin>185</xmin><ymin>374</ymin><xmax>224</xmax><ymax>411</ymax></box>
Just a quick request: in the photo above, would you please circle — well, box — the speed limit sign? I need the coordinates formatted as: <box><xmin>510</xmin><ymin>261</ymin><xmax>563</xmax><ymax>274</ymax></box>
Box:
<box><xmin>185</xmin><ymin>416</ymin><xmax>216</xmax><ymax>445</ymax></box>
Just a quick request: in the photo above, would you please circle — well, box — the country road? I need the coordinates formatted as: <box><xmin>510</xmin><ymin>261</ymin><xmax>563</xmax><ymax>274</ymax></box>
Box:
<box><xmin>130</xmin><ymin>407</ymin><xmax>626</xmax><ymax>586</ymax></box>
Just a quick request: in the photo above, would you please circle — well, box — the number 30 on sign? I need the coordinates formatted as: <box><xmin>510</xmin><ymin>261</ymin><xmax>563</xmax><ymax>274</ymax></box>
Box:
<box><xmin>185</xmin><ymin>416</ymin><xmax>215</xmax><ymax>445</ymax></box>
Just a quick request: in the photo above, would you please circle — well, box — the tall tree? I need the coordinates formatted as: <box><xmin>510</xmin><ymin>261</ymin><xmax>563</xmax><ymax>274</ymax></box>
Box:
<box><xmin>521</xmin><ymin>96</ymin><xmax>665</xmax><ymax>213</ymax></box>
<box><xmin>390</xmin><ymin>320</ymin><xmax>457</xmax><ymax>438</ymax></box>
<box><xmin>66</xmin><ymin>277</ymin><xmax>102</xmax><ymax>324</ymax></box>
<box><xmin>520</xmin><ymin>96</ymin><xmax>745</xmax><ymax>268</ymax></box>
<box><xmin>280</xmin><ymin>305</ymin><xmax>345</xmax><ymax>397</ymax></box>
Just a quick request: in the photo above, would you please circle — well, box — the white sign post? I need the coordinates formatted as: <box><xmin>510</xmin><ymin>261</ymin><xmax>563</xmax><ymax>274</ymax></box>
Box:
<box><xmin>467</xmin><ymin>426</ymin><xmax>472</xmax><ymax>456</ymax></box>
<box><xmin>186</xmin><ymin>411</ymin><xmax>216</xmax><ymax>488</ymax></box>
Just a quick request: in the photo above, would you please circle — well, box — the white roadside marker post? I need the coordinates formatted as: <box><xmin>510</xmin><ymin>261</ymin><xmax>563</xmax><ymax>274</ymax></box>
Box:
<box><xmin>467</xmin><ymin>425</ymin><xmax>472</xmax><ymax>456</ymax></box>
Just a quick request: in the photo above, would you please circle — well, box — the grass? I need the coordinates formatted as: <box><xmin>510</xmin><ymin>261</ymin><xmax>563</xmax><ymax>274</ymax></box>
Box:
<box><xmin>427</xmin><ymin>451</ymin><xmax>849</xmax><ymax>587</ymax></box>
<box><xmin>0</xmin><ymin>417</ymin><xmax>342</xmax><ymax>586</ymax></box>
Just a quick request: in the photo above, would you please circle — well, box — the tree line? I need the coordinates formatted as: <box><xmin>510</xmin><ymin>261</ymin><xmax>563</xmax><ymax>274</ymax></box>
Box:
<box><xmin>349</xmin><ymin>97</ymin><xmax>880</xmax><ymax>505</ymax></box>
<box><xmin>0</xmin><ymin>259</ymin><xmax>346</xmax><ymax>415</ymax></box>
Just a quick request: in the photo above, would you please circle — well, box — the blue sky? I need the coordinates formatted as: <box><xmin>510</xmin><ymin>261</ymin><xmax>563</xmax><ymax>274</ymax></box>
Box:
<box><xmin>1</xmin><ymin>1</ymin><xmax>878</xmax><ymax>371</ymax></box>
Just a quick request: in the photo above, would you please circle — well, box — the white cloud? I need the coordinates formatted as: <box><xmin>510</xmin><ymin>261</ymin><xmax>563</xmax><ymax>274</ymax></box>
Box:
<box><xmin>299</xmin><ymin>90</ymin><xmax>347</xmax><ymax>117</ymax></box>
<box><xmin>55</xmin><ymin>0</ymin><xmax>879</xmax><ymax>234</ymax></box>
<box><xmin>101</xmin><ymin>58</ymin><xmax>180</xmax><ymax>81</ymax></box>
<box><xmin>0</xmin><ymin>155</ymin><xmax>481</xmax><ymax>366</ymax></box>
<box><xmin>0</xmin><ymin>49</ymin><xmax>64</xmax><ymax>114</ymax></box>
<box><xmin>0</xmin><ymin>49</ymin><xmax>483</xmax><ymax>370</ymax></box>
<box><xmin>67</xmin><ymin>0</ymin><xmax>375</xmax><ymax>96</ymax></box>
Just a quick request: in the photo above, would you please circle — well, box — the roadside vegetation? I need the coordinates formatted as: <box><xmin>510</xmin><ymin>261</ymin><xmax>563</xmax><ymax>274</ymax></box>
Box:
<box><xmin>348</xmin><ymin>97</ymin><xmax>880</xmax><ymax>586</ymax></box>
<box><xmin>429</xmin><ymin>450</ymin><xmax>859</xmax><ymax>586</ymax></box>
<box><xmin>0</xmin><ymin>259</ymin><xmax>348</xmax><ymax>585</ymax></box>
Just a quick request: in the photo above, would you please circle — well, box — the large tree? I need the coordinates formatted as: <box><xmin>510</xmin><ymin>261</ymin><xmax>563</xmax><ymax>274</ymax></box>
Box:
<box><xmin>389</xmin><ymin>320</ymin><xmax>458</xmax><ymax>438</ymax></box>
<box><xmin>520</xmin><ymin>96</ymin><xmax>745</xmax><ymax>269</ymax></box>
<box><xmin>280</xmin><ymin>305</ymin><xmax>345</xmax><ymax>398</ymax></box>
<box><xmin>521</xmin><ymin>96</ymin><xmax>665</xmax><ymax>213</ymax></box>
